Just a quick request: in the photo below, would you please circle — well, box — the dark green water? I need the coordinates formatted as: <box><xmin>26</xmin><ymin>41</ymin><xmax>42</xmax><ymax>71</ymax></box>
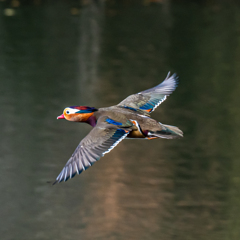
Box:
<box><xmin>0</xmin><ymin>1</ymin><xmax>240</xmax><ymax>239</ymax></box>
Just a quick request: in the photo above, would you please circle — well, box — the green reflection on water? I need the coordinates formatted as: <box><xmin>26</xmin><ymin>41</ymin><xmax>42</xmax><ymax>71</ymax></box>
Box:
<box><xmin>0</xmin><ymin>1</ymin><xmax>240</xmax><ymax>240</ymax></box>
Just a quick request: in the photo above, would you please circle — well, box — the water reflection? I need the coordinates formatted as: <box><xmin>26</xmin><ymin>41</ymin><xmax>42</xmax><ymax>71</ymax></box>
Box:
<box><xmin>79</xmin><ymin>1</ymin><xmax>104</xmax><ymax>103</ymax></box>
<box><xmin>0</xmin><ymin>1</ymin><xmax>240</xmax><ymax>240</ymax></box>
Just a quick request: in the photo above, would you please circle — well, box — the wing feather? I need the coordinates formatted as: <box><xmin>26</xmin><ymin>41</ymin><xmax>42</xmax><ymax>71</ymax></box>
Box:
<box><xmin>117</xmin><ymin>72</ymin><xmax>178</xmax><ymax>113</ymax></box>
<box><xmin>53</xmin><ymin>120</ymin><xmax>129</xmax><ymax>184</ymax></box>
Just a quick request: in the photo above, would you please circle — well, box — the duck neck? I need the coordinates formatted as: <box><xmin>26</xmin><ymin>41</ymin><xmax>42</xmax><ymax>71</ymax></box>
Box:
<box><xmin>86</xmin><ymin>115</ymin><xmax>97</xmax><ymax>127</ymax></box>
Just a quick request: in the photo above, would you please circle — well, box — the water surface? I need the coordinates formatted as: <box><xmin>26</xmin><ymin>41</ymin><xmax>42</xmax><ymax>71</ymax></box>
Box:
<box><xmin>0</xmin><ymin>1</ymin><xmax>240</xmax><ymax>240</ymax></box>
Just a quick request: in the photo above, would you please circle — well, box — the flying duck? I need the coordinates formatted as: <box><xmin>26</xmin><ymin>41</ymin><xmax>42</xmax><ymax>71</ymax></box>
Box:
<box><xmin>54</xmin><ymin>72</ymin><xmax>183</xmax><ymax>184</ymax></box>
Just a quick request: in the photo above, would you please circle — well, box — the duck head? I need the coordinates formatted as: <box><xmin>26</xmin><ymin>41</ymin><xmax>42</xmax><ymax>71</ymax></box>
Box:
<box><xmin>57</xmin><ymin>106</ymin><xmax>97</xmax><ymax>122</ymax></box>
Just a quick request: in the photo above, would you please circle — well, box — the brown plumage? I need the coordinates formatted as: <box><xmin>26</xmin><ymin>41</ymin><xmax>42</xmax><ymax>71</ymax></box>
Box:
<box><xmin>54</xmin><ymin>72</ymin><xmax>183</xmax><ymax>184</ymax></box>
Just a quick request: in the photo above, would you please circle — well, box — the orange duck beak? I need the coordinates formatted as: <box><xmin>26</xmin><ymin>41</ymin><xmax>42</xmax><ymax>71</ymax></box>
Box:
<box><xmin>57</xmin><ymin>114</ymin><xmax>65</xmax><ymax>119</ymax></box>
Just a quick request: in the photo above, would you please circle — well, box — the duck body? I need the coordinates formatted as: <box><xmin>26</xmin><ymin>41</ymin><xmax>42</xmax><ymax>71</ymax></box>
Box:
<box><xmin>54</xmin><ymin>72</ymin><xmax>183</xmax><ymax>184</ymax></box>
<box><xmin>90</xmin><ymin>106</ymin><xmax>181</xmax><ymax>139</ymax></box>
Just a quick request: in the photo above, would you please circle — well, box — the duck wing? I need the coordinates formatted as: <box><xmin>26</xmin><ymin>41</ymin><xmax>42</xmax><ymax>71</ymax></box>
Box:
<box><xmin>117</xmin><ymin>72</ymin><xmax>178</xmax><ymax>114</ymax></box>
<box><xmin>53</xmin><ymin>116</ymin><xmax>130</xmax><ymax>184</ymax></box>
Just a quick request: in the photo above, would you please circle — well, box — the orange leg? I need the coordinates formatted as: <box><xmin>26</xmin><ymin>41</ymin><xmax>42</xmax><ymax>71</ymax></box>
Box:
<box><xmin>147</xmin><ymin>137</ymin><xmax>158</xmax><ymax>140</ymax></box>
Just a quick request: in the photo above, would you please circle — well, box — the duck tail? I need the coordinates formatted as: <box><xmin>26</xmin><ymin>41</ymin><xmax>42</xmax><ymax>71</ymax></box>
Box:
<box><xmin>148</xmin><ymin>123</ymin><xmax>183</xmax><ymax>139</ymax></box>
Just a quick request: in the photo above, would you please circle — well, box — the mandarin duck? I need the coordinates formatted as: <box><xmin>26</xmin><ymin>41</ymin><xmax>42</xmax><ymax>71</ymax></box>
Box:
<box><xmin>54</xmin><ymin>72</ymin><xmax>183</xmax><ymax>184</ymax></box>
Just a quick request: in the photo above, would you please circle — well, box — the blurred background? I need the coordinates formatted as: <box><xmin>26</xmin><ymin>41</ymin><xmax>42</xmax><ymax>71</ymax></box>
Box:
<box><xmin>0</xmin><ymin>0</ymin><xmax>240</xmax><ymax>239</ymax></box>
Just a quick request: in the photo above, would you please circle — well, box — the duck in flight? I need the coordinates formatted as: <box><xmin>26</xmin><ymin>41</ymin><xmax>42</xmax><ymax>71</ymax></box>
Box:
<box><xmin>54</xmin><ymin>72</ymin><xmax>183</xmax><ymax>184</ymax></box>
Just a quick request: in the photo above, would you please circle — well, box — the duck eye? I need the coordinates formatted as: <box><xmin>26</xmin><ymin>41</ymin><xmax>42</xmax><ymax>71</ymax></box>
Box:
<box><xmin>66</xmin><ymin>111</ymin><xmax>70</xmax><ymax>114</ymax></box>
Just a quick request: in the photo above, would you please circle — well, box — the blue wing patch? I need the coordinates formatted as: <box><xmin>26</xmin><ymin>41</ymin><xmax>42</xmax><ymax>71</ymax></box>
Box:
<box><xmin>102</xmin><ymin>129</ymin><xmax>128</xmax><ymax>155</ymax></box>
<box><xmin>122</xmin><ymin>106</ymin><xmax>138</xmax><ymax>112</ymax></box>
<box><xmin>106</xmin><ymin>118</ymin><xmax>123</xmax><ymax>126</ymax></box>
<box><xmin>139</xmin><ymin>97</ymin><xmax>166</xmax><ymax>113</ymax></box>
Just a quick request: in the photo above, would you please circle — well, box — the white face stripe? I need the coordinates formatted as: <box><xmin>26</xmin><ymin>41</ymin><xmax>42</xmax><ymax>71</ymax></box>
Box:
<box><xmin>64</xmin><ymin>108</ymin><xmax>79</xmax><ymax>114</ymax></box>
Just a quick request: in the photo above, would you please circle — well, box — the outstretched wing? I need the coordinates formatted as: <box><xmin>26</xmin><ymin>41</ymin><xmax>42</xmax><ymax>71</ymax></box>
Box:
<box><xmin>118</xmin><ymin>72</ymin><xmax>178</xmax><ymax>113</ymax></box>
<box><xmin>53</xmin><ymin>118</ymin><xmax>129</xmax><ymax>184</ymax></box>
